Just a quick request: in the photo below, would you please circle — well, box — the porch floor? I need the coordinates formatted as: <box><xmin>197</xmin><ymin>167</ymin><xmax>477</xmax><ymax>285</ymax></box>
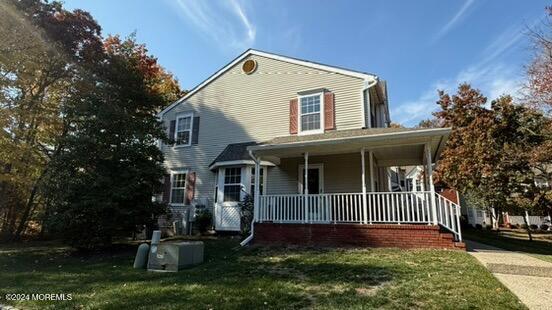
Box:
<box><xmin>254</xmin><ymin>223</ymin><xmax>466</xmax><ymax>250</ymax></box>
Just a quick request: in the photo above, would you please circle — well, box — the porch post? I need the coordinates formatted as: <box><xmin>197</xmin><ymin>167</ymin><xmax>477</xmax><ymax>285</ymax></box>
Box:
<box><xmin>253</xmin><ymin>157</ymin><xmax>261</xmax><ymax>222</ymax></box>
<box><xmin>425</xmin><ymin>143</ymin><xmax>438</xmax><ymax>225</ymax></box>
<box><xmin>304</xmin><ymin>152</ymin><xmax>309</xmax><ymax>224</ymax></box>
<box><xmin>369</xmin><ymin>151</ymin><xmax>375</xmax><ymax>192</ymax></box>
<box><xmin>361</xmin><ymin>148</ymin><xmax>367</xmax><ymax>224</ymax></box>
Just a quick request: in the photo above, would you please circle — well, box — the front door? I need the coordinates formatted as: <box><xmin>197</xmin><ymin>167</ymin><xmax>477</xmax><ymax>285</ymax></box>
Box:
<box><xmin>303</xmin><ymin>168</ymin><xmax>320</xmax><ymax>194</ymax></box>
<box><xmin>299</xmin><ymin>164</ymin><xmax>324</xmax><ymax>194</ymax></box>
<box><xmin>299</xmin><ymin>164</ymin><xmax>326</xmax><ymax>222</ymax></box>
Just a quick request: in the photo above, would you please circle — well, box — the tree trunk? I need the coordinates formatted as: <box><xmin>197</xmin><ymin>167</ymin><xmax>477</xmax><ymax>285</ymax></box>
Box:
<box><xmin>490</xmin><ymin>207</ymin><xmax>499</xmax><ymax>231</ymax></box>
<box><xmin>523</xmin><ymin>212</ymin><xmax>533</xmax><ymax>241</ymax></box>
<box><xmin>496</xmin><ymin>207</ymin><xmax>502</xmax><ymax>233</ymax></box>
<box><xmin>3</xmin><ymin>201</ymin><xmax>19</xmax><ymax>241</ymax></box>
<box><xmin>12</xmin><ymin>129</ymin><xmax>66</xmax><ymax>241</ymax></box>
<box><xmin>12</xmin><ymin>167</ymin><xmax>48</xmax><ymax>240</ymax></box>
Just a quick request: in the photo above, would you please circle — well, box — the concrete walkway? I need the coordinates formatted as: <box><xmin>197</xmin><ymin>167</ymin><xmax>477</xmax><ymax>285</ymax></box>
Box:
<box><xmin>466</xmin><ymin>240</ymin><xmax>552</xmax><ymax>310</ymax></box>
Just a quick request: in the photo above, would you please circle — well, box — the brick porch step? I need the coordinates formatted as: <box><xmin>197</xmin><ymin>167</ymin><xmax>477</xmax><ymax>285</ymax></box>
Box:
<box><xmin>454</xmin><ymin>242</ymin><xmax>466</xmax><ymax>249</ymax></box>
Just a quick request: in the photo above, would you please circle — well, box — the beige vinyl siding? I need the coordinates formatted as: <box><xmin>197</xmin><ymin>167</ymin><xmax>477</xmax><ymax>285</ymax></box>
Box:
<box><xmin>162</xmin><ymin>55</ymin><xmax>365</xmax><ymax>203</ymax></box>
<box><xmin>266</xmin><ymin>152</ymin><xmax>385</xmax><ymax>195</ymax></box>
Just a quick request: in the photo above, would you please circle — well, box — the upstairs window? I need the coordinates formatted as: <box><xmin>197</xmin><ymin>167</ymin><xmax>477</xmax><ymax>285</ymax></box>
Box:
<box><xmin>299</xmin><ymin>93</ymin><xmax>323</xmax><ymax>134</ymax></box>
<box><xmin>175</xmin><ymin>113</ymin><xmax>193</xmax><ymax>146</ymax></box>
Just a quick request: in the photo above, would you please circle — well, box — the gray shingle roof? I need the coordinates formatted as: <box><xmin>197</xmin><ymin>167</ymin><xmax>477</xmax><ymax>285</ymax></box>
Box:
<box><xmin>209</xmin><ymin>142</ymin><xmax>258</xmax><ymax>168</ymax></box>
<box><xmin>210</xmin><ymin>128</ymin><xmax>448</xmax><ymax>167</ymax></box>
<box><xmin>260</xmin><ymin>128</ymin><xmax>415</xmax><ymax>145</ymax></box>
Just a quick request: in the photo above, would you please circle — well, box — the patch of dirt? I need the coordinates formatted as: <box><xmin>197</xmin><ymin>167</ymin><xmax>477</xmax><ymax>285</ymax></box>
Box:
<box><xmin>307</xmin><ymin>284</ymin><xmax>348</xmax><ymax>295</ymax></box>
<box><xmin>355</xmin><ymin>281</ymin><xmax>390</xmax><ymax>297</ymax></box>
<box><xmin>260</xmin><ymin>265</ymin><xmax>309</xmax><ymax>281</ymax></box>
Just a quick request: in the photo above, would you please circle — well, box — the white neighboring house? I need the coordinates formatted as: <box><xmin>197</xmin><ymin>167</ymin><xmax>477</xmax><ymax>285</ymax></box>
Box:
<box><xmin>157</xmin><ymin>49</ymin><xmax>463</xmax><ymax>247</ymax></box>
<box><xmin>404</xmin><ymin>166</ymin><xmax>426</xmax><ymax>192</ymax></box>
<box><xmin>466</xmin><ymin>209</ymin><xmax>551</xmax><ymax>229</ymax></box>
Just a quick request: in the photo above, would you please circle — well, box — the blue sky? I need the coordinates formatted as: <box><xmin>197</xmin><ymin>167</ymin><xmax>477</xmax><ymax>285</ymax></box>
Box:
<box><xmin>65</xmin><ymin>0</ymin><xmax>548</xmax><ymax>126</ymax></box>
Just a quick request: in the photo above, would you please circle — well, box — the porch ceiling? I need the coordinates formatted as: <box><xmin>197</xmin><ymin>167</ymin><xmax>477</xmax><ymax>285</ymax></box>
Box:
<box><xmin>249</xmin><ymin>127</ymin><xmax>451</xmax><ymax>166</ymax></box>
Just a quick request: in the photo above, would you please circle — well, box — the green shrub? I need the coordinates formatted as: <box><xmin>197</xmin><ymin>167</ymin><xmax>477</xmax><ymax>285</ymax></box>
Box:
<box><xmin>195</xmin><ymin>207</ymin><xmax>212</xmax><ymax>234</ymax></box>
<box><xmin>239</xmin><ymin>194</ymin><xmax>254</xmax><ymax>236</ymax></box>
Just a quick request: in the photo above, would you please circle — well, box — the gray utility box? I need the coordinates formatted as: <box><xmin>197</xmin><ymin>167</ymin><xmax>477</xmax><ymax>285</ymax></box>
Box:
<box><xmin>147</xmin><ymin>241</ymin><xmax>204</xmax><ymax>272</ymax></box>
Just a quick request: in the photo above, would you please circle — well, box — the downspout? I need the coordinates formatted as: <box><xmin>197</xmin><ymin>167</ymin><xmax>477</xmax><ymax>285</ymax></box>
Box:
<box><xmin>362</xmin><ymin>78</ymin><xmax>378</xmax><ymax>128</ymax></box>
<box><xmin>240</xmin><ymin>150</ymin><xmax>259</xmax><ymax>246</ymax></box>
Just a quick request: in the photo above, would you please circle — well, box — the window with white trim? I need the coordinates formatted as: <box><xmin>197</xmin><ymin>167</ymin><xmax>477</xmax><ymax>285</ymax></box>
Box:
<box><xmin>175</xmin><ymin>113</ymin><xmax>193</xmax><ymax>146</ymax></box>
<box><xmin>223</xmin><ymin>167</ymin><xmax>242</xmax><ymax>202</ymax></box>
<box><xmin>170</xmin><ymin>172</ymin><xmax>187</xmax><ymax>204</ymax></box>
<box><xmin>299</xmin><ymin>93</ymin><xmax>323</xmax><ymax>133</ymax></box>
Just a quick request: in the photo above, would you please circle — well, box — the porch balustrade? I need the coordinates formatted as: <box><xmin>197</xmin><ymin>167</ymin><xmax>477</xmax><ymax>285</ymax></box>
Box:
<box><xmin>257</xmin><ymin>191</ymin><xmax>462</xmax><ymax>241</ymax></box>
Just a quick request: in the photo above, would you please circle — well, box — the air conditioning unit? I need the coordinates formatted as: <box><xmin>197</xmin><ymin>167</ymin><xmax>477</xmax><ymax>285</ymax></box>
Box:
<box><xmin>147</xmin><ymin>241</ymin><xmax>204</xmax><ymax>272</ymax></box>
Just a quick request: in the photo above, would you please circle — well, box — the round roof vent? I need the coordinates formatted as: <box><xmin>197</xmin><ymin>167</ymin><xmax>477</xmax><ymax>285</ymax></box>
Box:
<box><xmin>242</xmin><ymin>59</ymin><xmax>257</xmax><ymax>75</ymax></box>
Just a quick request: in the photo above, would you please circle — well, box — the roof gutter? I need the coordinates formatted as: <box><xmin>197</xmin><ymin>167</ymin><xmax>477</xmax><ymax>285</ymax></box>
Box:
<box><xmin>364</xmin><ymin>78</ymin><xmax>378</xmax><ymax>91</ymax></box>
<box><xmin>240</xmin><ymin>149</ymin><xmax>258</xmax><ymax>246</ymax></box>
<box><xmin>248</xmin><ymin>127</ymin><xmax>452</xmax><ymax>152</ymax></box>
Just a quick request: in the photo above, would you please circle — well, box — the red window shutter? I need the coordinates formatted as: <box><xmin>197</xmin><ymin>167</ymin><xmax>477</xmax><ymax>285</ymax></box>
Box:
<box><xmin>168</xmin><ymin>120</ymin><xmax>176</xmax><ymax>145</ymax></box>
<box><xmin>185</xmin><ymin>172</ymin><xmax>196</xmax><ymax>205</ymax></box>
<box><xmin>289</xmin><ymin>98</ymin><xmax>298</xmax><ymax>134</ymax></box>
<box><xmin>191</xmin><ymin>116</ymin><xmax>200</xmax><ymax>145</ymax></box>
<box><xmin>162</xmin><ymin>174</ymin><xmax>171</xmax><ymax>203</ymax></box>
<box><xmin>324</xmin><ymin>92</ymin><xmax>335</xmax><ymax>130</ymax></box>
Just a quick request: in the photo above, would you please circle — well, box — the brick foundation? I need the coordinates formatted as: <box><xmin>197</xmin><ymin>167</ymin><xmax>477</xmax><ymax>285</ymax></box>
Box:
<box><xmin>254</xmin><ymin>223</ymin><xmax>465</xmax><ymax>250</ymax></box>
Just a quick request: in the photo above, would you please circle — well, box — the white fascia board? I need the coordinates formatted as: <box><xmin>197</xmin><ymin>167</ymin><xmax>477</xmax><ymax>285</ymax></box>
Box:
<box><xmin>248</xmin><ymin>128</ymin><xmax>452</xmax><ymax>153</ymax></box>
<box><xmin>208</xmin><ymin>159</ymin><xmax>276</xmax><ymax>171</ymax></box>
<box><xmin>250</xmin><ymin>50</ymin><xmax>377</xmax><ymax>81</ymax></box>
<box><xmin>158</xmin><ymin>49</ymin><xmax>379</xmax><ymax>117</ymax></box>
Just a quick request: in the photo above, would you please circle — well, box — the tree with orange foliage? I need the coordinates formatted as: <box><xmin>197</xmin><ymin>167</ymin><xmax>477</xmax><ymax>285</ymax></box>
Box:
<box><xmin>1</xmin><ymin>0</ymin><xmax>184</xmax><ymax>245</ymax></box>
<box><xmin>42</xmin><ymin>31</ymin><xmax>184</xmax><ymax>248</ymax></box>
<box><xmin>434</xmin><ymin>84</ymin><xmax>547</xmax><ymax>236</ymax></box>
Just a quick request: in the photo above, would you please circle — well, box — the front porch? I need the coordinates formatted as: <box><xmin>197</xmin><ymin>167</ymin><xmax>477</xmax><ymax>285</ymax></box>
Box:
<box><xmin>244</xmin><ymin>128</ymin><xmax>463</xmax><ymax>248</ymax></box>
<box><xmin>255</xmin><ymin>191</ymin><xmax>462</xmax><ymax>246</ymax></box>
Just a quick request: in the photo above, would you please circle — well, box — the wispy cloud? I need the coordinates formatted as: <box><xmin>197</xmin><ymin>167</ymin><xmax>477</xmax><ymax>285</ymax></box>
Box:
<box><xmin>391</xmin><ymin>63</ymin><xmax>524</xmax><ymax>126</ymax></box>
<box><xmin>395</xmin><ymin>14</ymin><xmax>545</xmax><ymax>126</ymax></box>
<box><xmin>229</xmin><ymin>0</ymin><xmax>255</xmax><ymax>44</ymax></box>
<box><xmin>432</xmin><ymin>0</ymin><xmax>475</xmax><ymax>42</ymax></box>
<box><xmin>478</xmin><ymin>18</ymin><xmax>543</xmax><ymax>68</ymax></box>
<box><xmin>171</xmin><ymin>0</ymin><xmax>256</xmax><ymax>50</ymax></box>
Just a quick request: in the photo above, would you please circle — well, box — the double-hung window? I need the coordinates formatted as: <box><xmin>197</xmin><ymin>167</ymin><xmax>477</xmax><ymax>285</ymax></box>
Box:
<box><xmin>175</xmin><ymin>113</ymin><xmax>193</xmax><ymax>146</ymax></box>
<box><xmin>223</xmin><ymin>167</ymin><xmax>242</xmax><ymax>202</ymax></box>
<box><xmin>170</xmin><ymin>172</ymin><xmax>187</xmax><ymax>204</ymax></box>
<box><xmin>299</xmin><ymin>93</ymin><xmax>323</xmax><ymax>134</ymax></box>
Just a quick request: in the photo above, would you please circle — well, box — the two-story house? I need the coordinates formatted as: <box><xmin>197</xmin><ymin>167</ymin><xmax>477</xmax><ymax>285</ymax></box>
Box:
<box><xmin>158</xmin><ymin>49</ymin><xmax>464</xmax><ymax>249</ymax></box>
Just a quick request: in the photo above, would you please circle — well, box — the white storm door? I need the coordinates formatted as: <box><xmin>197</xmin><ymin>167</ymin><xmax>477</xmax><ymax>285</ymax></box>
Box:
<box><xmin>214</xmin><ymin>167</ymin><xmax>244</xmax><ymax>231</ymax></box>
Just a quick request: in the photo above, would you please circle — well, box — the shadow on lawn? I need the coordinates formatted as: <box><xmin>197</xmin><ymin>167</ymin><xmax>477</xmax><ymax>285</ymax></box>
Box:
<box><xmin>463</xmin><ymin>228</ymin><xmax>552</xmax><ymax>256</ymax></box>
<box><xmin>1</xmin><ymin>239</ymin><xmax>395</xmax><ymax>309</ymax></box>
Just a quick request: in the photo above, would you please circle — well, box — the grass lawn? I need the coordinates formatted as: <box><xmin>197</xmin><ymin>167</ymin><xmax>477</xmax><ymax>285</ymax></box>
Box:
<box><xmin>463</xmin><ymin>228</ymin><xmax>552</xmax><ymax>263</ymax></box>
<box><xmin>0</xmin><ymin>238</ymin><xmax>524</xmax><ymax>309</ymax></box>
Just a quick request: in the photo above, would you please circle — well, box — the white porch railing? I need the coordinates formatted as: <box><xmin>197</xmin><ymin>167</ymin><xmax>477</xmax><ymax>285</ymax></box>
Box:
<box><xmin>257</xmin><ymin>191</ymin><xmax>462</xmax><ymax>241</ymax></box>
<box><xmin>434</xmin><ymin>194</ymin><xmax>462</xmax><ymax>242</ymax></box>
